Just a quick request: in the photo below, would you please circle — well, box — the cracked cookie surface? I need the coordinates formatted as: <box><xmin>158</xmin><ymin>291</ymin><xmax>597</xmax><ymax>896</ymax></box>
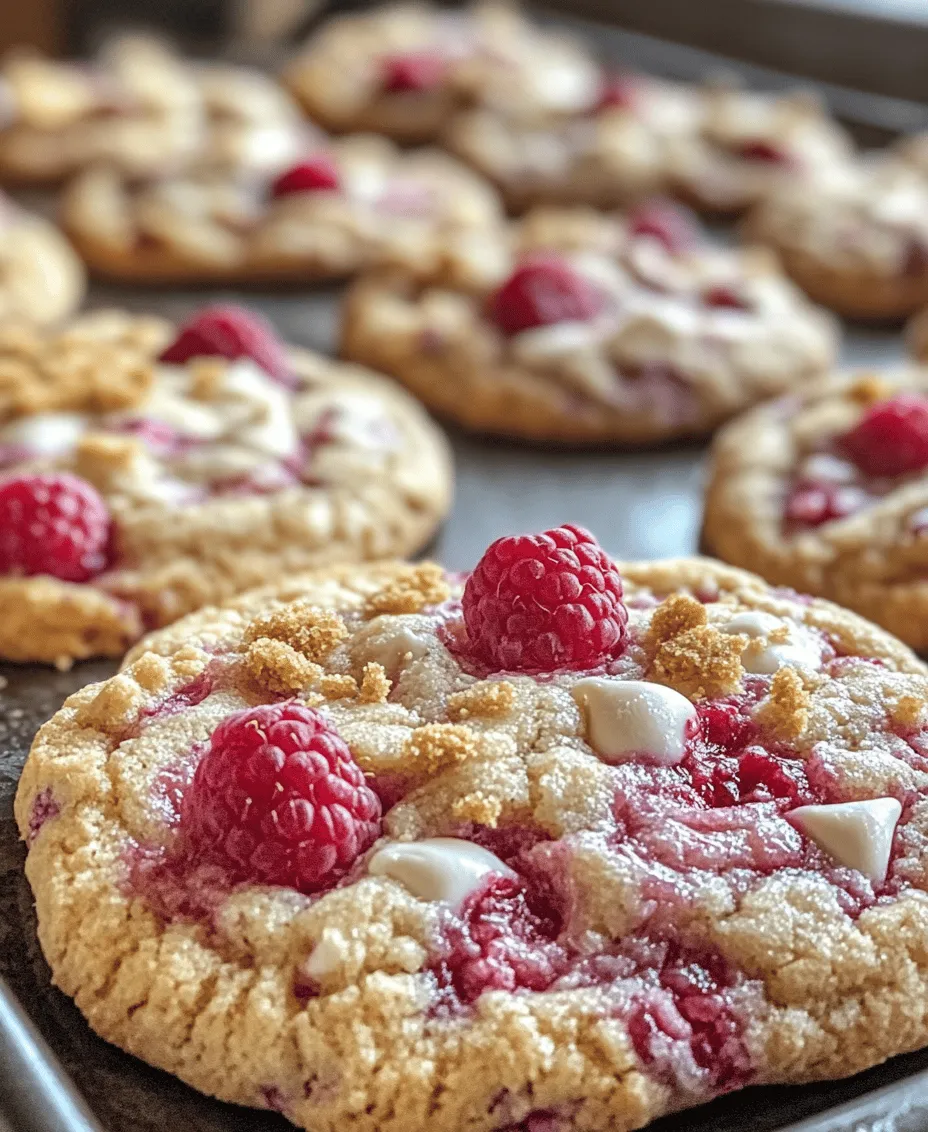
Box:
<box><xmin>17</xmin><ymin>551</ymin><xmax>928</xmax><ymax>1132</ymax></box>
<box><xmin>341</xmin><ymin>203</ymin><xmax>837</xmax><ymax>444</ymax></box>
<box><xmin>0</xmin><ymin>310</ymin><xmax>452</xmax><ymax>666</ymax></box>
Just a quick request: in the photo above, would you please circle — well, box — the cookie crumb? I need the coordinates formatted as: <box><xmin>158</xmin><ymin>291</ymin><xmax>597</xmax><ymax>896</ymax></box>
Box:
<box><xmin>451</xmin><ymin>791</ymin><xmax>502</xmax><ymax>827</ymax></box>
<box><xmin>650</xmin><ymin>625</ymin><xmax>747</xmax><ymax>700</ymax></box>
<box><xmin>74</xmin><ymin>673</ymin><xmax>145</xmax><ymax>734</ymax></box>
<box><xmin>753</xmin><ymin>667</ymin><xmax>810</xmax><ymax>741</ymax></box>
<box><xmin>321</xmin><ymin>674</ymin><xmax>359</xmax><ymax>701</ymax></box>
<box><xmin>358</xmin><ymin>662</ymin><xmax>391</xmax><ymax>704</ymax></box>
<box><xmin>246</xmin><ymin>637</ymin><xmax>322</xmax><ymax>695</ymax></box>
<box><xmin>890</xmin><ymin>693</ymin><xmax>926</xmax><ymax>729</ymax></box>
<box><xmin>849</xmin><ymin>373</ymin><xmax>892</xmax><ymax>405</ymax></box>
<box><xmin>643</xmin><ymin>593</ymin><xmax>707</xmax><ymax>655</ymax></box>
<box><xmin>244</xmin><ymin>601</ymin><xmax>348</xmax><ymax>664</ymax></box>
<box><xmin>74</xmin><ymin>434</ymin><xmax>141</xmax><ymax>482</ymax></box>
<box><xmin>189</xmin><ymin>357</ymin><xmax>228</xmax><ymax>401</ymax></box>
<box><xmin>447</xmin><ymin>681</ymin><xmax>515</xmax><ymax>721</ymax></box>
<box><xmin>365</xmin><ymin>564</ymin><xmax>450</xmax><ymax>616</ymax></box>
<box><xmin>126</xmin><ymin>653</ymin><xmax>172</xmax><ymax>695</ymax></box>
<box><xmin>402</xmin><ymin>723</ymin><xmax>480</xmax><ymax>773</ymax></box>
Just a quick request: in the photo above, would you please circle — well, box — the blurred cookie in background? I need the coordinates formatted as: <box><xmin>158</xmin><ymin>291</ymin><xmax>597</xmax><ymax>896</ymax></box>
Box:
<box><xmin>0</xmin><ymin>191</ymin><xmax>84</xmax><ymax>323</ymax></box>
<box><xmin>340</xmin><ymin>199</ymin><xmax>838</xmax><ymax>444</ymax></box>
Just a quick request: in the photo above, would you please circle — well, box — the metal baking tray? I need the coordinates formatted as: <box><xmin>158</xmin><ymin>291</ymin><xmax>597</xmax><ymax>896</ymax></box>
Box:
<box><xmin>2</xmin><ymin>8</ymin><xmax>928</xmax><ymax>1129</ymax></box>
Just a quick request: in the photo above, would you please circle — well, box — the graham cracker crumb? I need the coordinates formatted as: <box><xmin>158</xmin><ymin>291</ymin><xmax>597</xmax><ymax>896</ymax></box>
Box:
<box><xmin>451</xmin><ymin>791</ymin><xmax>502</xmax><ymax>827</ymax></box>
<box><xmin>321</xmin><ymin>674</ymin><xmax>359</xmax><ymax>701</ymax></box>
<box><xmin>358</xmin><ymin>662</ymin><xmax>391</xmax><ymax>704</ymax></box>
<box><xmin>447</xmin><ymin>681</ymin><xmax>515</xmax><ymax>721</ymax></box>
<box><xmin>245</xmin><ymin>637</ymin><xmax>322</xmax><ymax>695</ymax></box>
<box><xmin>753</xmin><ymin>667</ymin><xmax>810</xmax><ymax>741</ymax></box>
<box><xmin>401</xmin><ymin>723</ymin><xmax>480</xmax><ymax>774</ymax></box>
<box><xmin>650</xmin><ymin>625</ymin><xmax>747</xmax><ymax>700</ymax></box>
<box><xmin>243</xmin><ymin>601</ymin><xmax>348</xmax><ymax>664</ymax></box>
<box><xmin>849</xmin><ymin>373</ymin><xmax>892</xmax><ymax>405</ymax></box>
<box><xmin>890</xmin><ymin>693</ymin><xmax>926</xmax><ymax>730</ymax></box>
<box><xmin>643</xmin><ymin>593</ymin><xmax>707</xmax><ymax>655</ymax></box>
<box><xmin>364</xmin><ymin>563</ymin><xmax>450</xmax><ymax>617</ymax></box>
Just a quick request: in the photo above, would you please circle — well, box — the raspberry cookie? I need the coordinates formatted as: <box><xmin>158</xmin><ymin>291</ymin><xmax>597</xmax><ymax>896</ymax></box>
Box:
<box><xmin>62</xmin><ymin>135</ymin><xmax>503</xmax><ymax>284</ymax></box>
<box><xmin>446</xmin><ymin>76</ymin><xmax>850</xmax><ymax>216</ymax></box>
<box><xmin>0</xmin><ymin>305</ymin><xmax>452</xmax><ymax>666</ymax></box>
<box><xmin>341</xmin><ymin>201</ymin><xmax>838</xmax><ymax>443</ymax></box>
<box><xmin>0</xmin><ymin>192</ymin><xmax>84</xmax><ymax>324</ymax></box>
<box><xmin>0</xmin><ymin>37</ymin><xmax>307</xmax><ymax>184</ymax></box>
<box><xmin>702</xmin><ymin>368</ymin><xmax>928</xmax><ymax>649</ymax></box>
<box><xmin>17</xmin><ymin>525</ymin><xmax>928</xmax><ymax>1132</ymax></box>
<box><xmin>282</xmin><ymin>2</ymin><xmax>600</xmax><ymax>144</ymax></box>
<box><xmin>747</xmin><ymin>155</ymin><xmax>928</xmax><ymax>320</ymax></box>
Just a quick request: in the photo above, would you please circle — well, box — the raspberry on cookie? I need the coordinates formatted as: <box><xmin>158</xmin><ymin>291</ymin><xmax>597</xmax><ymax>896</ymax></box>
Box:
<box><xmin>703</xmin><ymin>366</ymin><xmax>928</xmax><ymax>649</ymax></box>
<box><xmin>17</xmin><ymin>536</ymin><xmax>928</xmax><ymax>1132</ymax></box>
<box><xmin>340</xmin><ymin>202</ymin><xmax>838</xmax><ymax>444</ymax></box>
<box><xmin>0</xmin><ymin>306</ymin><xmax>452</xmax><ymax>666</ymax></box>
<box><xmin>61</xmin><ymin>134</ymin><xmax>504</xmax><ymax>285</ymax></box>
<box><xmin>282</xmin><ymin>2</ymin><xmax>601</xmax><ymax>144</ymax></box>
<box><xmin>0</xmin><ymin>191</ymin><xmax>85</xmax><ymax>324</ymax></box>
<box><xmin>747</xmin><ymin>153</ymin><xmax>928</xmax><ymax>320</ymax></box>
<box><xmin>0</xmin><ymin>36</ymin><xmax>308</xmax><ymax>183</ymax></box>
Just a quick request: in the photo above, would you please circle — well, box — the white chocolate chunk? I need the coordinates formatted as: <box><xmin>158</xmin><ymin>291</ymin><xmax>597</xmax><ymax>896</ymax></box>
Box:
<box><xmin>304</xmin><ymin>929</ymin><xmax>345</xmax><ymax>982</ymax></box>
<box><xmin>511</xmin><ymin>320</ymin><xmax>605</xmax><ymax>362</ymax></box>
<box><xmin>721</xmin><ymin>612</ymin><xmax>823</xmax><ymax>675</ymax></box>
<box><xmin>0</xmin><ymin>411</ymin><xmax>87</xmax><ymax>455</ymax></box>
<box><xmin>363</xmin><ymin>624</ymin><xmax>430</xmax><ymax>675</ymax></box>
<box><xmin>223</xmin><ymin>360</ymin><xmax>299</xmax><ymax>460</ymax></box>
<box><xmin>367</xmin><ymin>838</ymin><xmax>516</xmax><ymax>909</ymax></box>
<box><xmin>571</xmin><ymin>678</ymin><xmax>696</xmax><ymax>766</ymax></box>
<box><xmin>790</xmin><ymin>798</ymin><xmax>902</xmax><ymax>884</ymax></box>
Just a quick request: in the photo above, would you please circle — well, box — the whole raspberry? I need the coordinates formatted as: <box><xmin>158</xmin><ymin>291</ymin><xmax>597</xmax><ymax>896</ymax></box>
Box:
<box><xmin>840</xmin><ymin>395</ymin><xmax>928</xmax><ymax>478</ymax></box>
<box><xmin>159</xmin><ymin>305</ymin><xmax>290</xmax><ymax>384</ymax></box>
<box><xmin>180</xmin><ymin>702</ymin><xmax>382</xmax><ymax>894</ymax></box>
<box><xmin>0</xmin><ymin>473</ymin><xmax>111</xmax><ymax>583</ymax></box>
<box><xmin>626</xmin><ymin>199</ymin><xmax>699</xmax><ymax>255</ymax></box>
<box><xmin>462</xmin><ymin>524</ymin><xmax>628</xmax><ymax>672</ymax></box>
<box><xmin>489</xmin><ymin>256</ymin><xmax>606</xmax><ymax>337</ymax></box>
<box><xmin>380</xmin><ymin>51</ymin><xmax>447</xmax><ymax>93</ymax></box>
<box><xmin>271</xmin><ymin>155</ymin><xmax>340</xmax><ymax>198</ymax></box>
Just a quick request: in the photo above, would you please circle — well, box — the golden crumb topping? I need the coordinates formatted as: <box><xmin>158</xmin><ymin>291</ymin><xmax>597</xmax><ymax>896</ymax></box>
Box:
<box><xmin>650</xmin><ymin>625</ymin><xmax>747</xmax><ymax>700</ymax></box>
<box><xmin>245</xmin><ymin>637</ymin><xmax>322</xmax><ymax>695</ymax></box>
<box><xmin>643</xmin><ymin>593</ymin><xmax>707</xmax><ymax>655</ymax></box>
<box><xmin>753</xmin><ymin>666</ymin><xmax>811</xmax><ymax>741</ymax></box>
<box><xmin>358</xmin><ymin>662</ymin><xmax>391</xmax><ymax>704</ymax></box>
<box><xmin>447</xmin><ymin>680</ymin><xmax>516</xmax><ymax>721</ymax></box>
<box><xmin>401</xmin><ymin>723</ymin><xmax>481</xmax><ymax>774</ymax></box>
<box><xmin>244</xmin><ymin>601</ymin><xmax>349</xmax><ymax>664</ymax></box>
<box><xmin>364</xmin><ymin>563</ymin><xmax>451</xmax><ymax>616</ymax></box>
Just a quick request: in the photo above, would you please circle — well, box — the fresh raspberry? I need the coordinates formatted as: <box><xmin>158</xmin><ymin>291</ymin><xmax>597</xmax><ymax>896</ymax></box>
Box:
<box><xmin>159</xmin><ymin>305</ymin><xmax>290</xmax><ymax>384</ymax></box>
<box><xmin>462</xmin><ymin>523</ymin><xmax>628</xmax><ymax>672</ymax></box>
<box><xmin>626</xmin><ymin>199</ymin><xmax>699</xmax><ymax>254</ymax></box>
<box><xmin>0</xmin><ymin>473</ymin><xmax>111</xmax><ymax>582</ymax></box>
<box><xmin>737</xmin><ymin>139</ymin><xmax>789</xmax><ymax>164</ymax></box>
<box><xmin>488</xmin><ymin>256</ymin><xmax>606</xmax><ymax>337</ymax></box>
<box><xmin>380</xmin><ymin>51</ymin><xmax>447</xmax><ymax>93</ymax></box>
<box><xmin>270</xmin><ymin>154</ymin><xmax>340</xmax><ymax>197</ymax></box>
<box><xmin>784</xmin><ymin>481</ymin><xmax>862</xmax><ymax>526</ymax></box>
<box><xmin>179</xmin><ymin>702</ymin><xmax>382</xmax><ymax>894</ymax></box>
<box><xmin>840</xmin><ymin>395</ymin><xmax>928</xmax><ymax>478</ymax></box>
<box><xmin>596</xmin><ymin>73</ymin><xmax>638</xmax><ymax>112</ymax></box>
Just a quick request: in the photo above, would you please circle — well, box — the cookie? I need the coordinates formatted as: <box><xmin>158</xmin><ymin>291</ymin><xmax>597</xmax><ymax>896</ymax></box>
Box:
<box><xmin>16</xmin><ymin>525</ymin><xmax>928</xmax><ymax>1132</ymax></box>
<box><xmin>702</xmin><ymin>366</ymin><xmax>928</xmax><ymax>650</ymax></box>
<box><xmin>340</xmin><ymin>201</ymin><xmax>838</xmax><ymax>444</ymax></box>
<box><xmin>0</xmin><ymin>36</ymin><xmax>308</xmax><ymax>184</ymax></box>
<box><xmin>0</xmin><ymin>305</ymin><xmax>452</xmax><ymax>667</ymax></box>
<box><xmin>445</xmin><ymin>76</ymin><xmax>850</xmax><ymax>216</ymax></box>
<box><xmin>746</xmin><ymin>155</ymin><xmax>928</xmax><ymax>320</ymax></box>
<box><xmin>282</xmin><ymin>1</ymin><xmax>601</xmax><ymax>144</ymax></box>
<box><xmin>0</xmin><ymin>192</ymin><xmax>85</xmax><ymax>324</ymax></box>
<box><xmin>62</xmin><ymin>135</ymin><xmax>504</xmax><ymax>285</ymax></box>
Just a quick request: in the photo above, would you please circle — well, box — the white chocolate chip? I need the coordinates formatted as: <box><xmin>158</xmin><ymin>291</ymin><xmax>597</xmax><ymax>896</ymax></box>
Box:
<box><xmin>367</xmin><ymin>838</ymin><xmax>516</xmax><ymax>909</ymax></box>
<box><xmin>571</xmin><ymin>677</ymin><xmax>696</xmax><ymax>766</ymax></box>
<box><xmin>304</xmin><ymin>929</ymin><xmax>346</xmax><ymax>982</ymax></box>
<box><xmin>721</xmin><ymin>612</ymin><xmax>822</xmax><ymax>675</ymax></box>
<box><xmin>789</xmin><ymin>798</ymin><xmax>902</xmax><ymax>884</ymax></box>
<box><xmin>356</xmin><ymin>621</ymin><xmax>430</xmax><ymax>678</ymax></box>
<box><xmin>222</xmin><ymin>360</ymin><xmax>299</xmax><ymax>460</ymax></box>
<box><xmin>511</xmin><ymin>320</ymin><xmax>606</xmax><ymax>362</ymax></box>
<box><xmin>0</xmin><ymin>411</ymin><xmax>87</xmax><ymax>456</ymax></box>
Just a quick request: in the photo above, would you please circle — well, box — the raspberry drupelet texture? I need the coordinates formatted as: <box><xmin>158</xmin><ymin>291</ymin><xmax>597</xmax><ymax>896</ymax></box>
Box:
<box><xmin>271</xmin><ymin>155</ymin><xmax>341</xmax><ymax>197</ymax></box>
<box><xmin>0</xmin><ymin>472</ymin><xmax>111</xmax><ymax>583</ymax></box>
<box><xmin>158</xmin><ymin>304</ymin><xmax>291</xmax><ymax>384</ymax></box>
<box><xmin>489</xmin><ymin>256</ymin><xmax>606</xmax><ymax>336</ymax></box>
<box><xmin>179</xmin><ymin>702</ymin><xmax>382</xmax><ymax>894</ymax></box>
<box><xmin>840</xmin><ymin>394</ymin><xmax>928</xmax><ymax>478</ymax></box>
<box><xmin>462</xmin><ymin>523</ymin><xmax>628</xmax><ymax>672</ymax></box>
